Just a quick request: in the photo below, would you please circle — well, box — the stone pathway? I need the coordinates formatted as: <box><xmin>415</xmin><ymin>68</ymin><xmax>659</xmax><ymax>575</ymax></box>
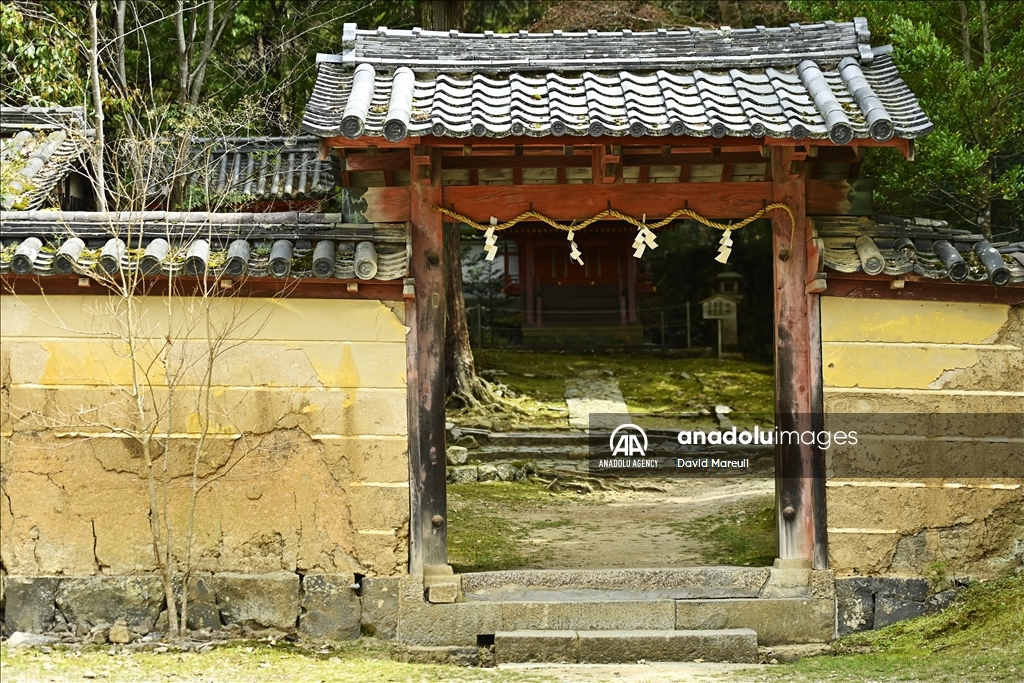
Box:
<box><xmin>564</xmin><ymin>374</ymin><xmax>628</xmax><ymax>429</ymax></box>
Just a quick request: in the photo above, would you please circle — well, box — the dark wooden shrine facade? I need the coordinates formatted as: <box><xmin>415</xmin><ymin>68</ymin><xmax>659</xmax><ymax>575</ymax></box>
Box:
<box><xmin>318</xmin><ymin>132</ymin><xmax>913</xmax><ymax>571</ymax></box>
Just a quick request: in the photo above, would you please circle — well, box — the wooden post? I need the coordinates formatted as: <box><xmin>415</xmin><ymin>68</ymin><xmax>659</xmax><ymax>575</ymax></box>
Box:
<box><xmin>717</xmin><ymin>319</ymin><xmax>722</xmax><ymax>360</ymax></box>
<box><xmin>408</xmin><ymin>146</ymin><xmax>447</xmax><ymax>574</ymax></box>
<box><xmin>660</xmin><ymin>311</ymin><xmax>666</xmax><ymax>347</ymax></box>
<box><xmin>771</xmin><ymin>146</ymin><xmax>827</xmax><ymax>567</ymax></box>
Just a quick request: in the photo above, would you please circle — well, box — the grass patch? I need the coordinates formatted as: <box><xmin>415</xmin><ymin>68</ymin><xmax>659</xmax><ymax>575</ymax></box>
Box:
<box><xmin>472</xmin><ymin>348</ymin><xmax>774</xmax><ymax>421</ymax></box>
<box><xmin>447</xmin><ymin>480</ymin><xmax>588</xmax><ymax>573</ymax></box>
<box><xmin>673</xmin><ymin>504</ymin><xmax>776</xmax><ymax>567</ymax></box>
<box><xmin>748</xmin><ymin>573</ymin><xmax>1024</xmax><ymax>682</ymax></box>
<box><xmin>0</xmin><ymin>639</ymin><xmax>560</xmax><ymax>682</ymax></box>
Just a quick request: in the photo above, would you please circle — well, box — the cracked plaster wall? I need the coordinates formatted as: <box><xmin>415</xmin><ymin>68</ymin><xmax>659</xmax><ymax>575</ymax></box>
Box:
<box><xmin>820</xmin><ymin>297</ymin><xmax>1023</xmax><ymax>578</ymax></box>
<box><xmin>0</xmin><ymin>295</ymin><xmax>411</xmax><ymax>578</ymax></box>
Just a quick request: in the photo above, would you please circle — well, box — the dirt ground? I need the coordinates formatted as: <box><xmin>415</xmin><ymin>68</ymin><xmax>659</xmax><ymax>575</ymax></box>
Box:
<box><xmin>448</xmin><ymin>478</ymin><xmax>777</xmax><ymax>572</ymax></box>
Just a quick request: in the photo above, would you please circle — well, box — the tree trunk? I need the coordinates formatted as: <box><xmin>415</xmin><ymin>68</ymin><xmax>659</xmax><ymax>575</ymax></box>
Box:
<box><xmin>422</xmin><ymin>0</ymin><xmax>465</xmax><ymax>31</ymax></box>
<box><xmin>88</xmin><ymin>0</ymin><xmax>108</xmax><ymax>212</ymax></box>
<box><xmin>959</xmin><ymin>1</ymin><xmax>972</xmax><ymax>67</ymax></box>
<box><xmin>717</xmin><ymin>0</ymin><xmax>743</xmax><ymax>28</ymax></box>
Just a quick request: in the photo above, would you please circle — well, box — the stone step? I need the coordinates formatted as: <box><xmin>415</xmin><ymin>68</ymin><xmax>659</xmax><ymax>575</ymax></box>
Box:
<box><xmin>396</xmin><ymin>595</ymin><xmax>834</xmax><ymax>647</ymax></box>
<box><xmin>486</xmin><ymin>431</ymin><xmax>590</xmax><ymax>447</ymax></box>
<box><xmin>462</xmin><ymin>567</ymin><xmax>773</xmax><ymax>601</ymax></box>
<box><xmin>495</xmin><ymin>628</ymin><xmax>759</xmax><ymax>664</ymax></box>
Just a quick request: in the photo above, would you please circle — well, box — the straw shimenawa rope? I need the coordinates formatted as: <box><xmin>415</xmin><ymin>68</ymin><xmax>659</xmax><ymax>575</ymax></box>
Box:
<box><xmin>433</xmin><ymin>202</ymin><xmax>796</xmax><ymax>251</ymax></box>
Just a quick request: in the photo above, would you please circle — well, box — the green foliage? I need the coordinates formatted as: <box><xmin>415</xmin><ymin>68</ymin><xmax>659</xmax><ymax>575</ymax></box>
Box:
<box><xmin>790</xmin><ymin>0</ymin><xmax>1024</xmax><ymax>241</ymax></box>
<box><xmin>673</xmin><ymin>504</ymin><xmax>777</xmax><ymax>566</ymax></box>
<box><xmin>0</xmin><ymin>1</ymin><xmax>84</xmax><ymax>106</ymax></box>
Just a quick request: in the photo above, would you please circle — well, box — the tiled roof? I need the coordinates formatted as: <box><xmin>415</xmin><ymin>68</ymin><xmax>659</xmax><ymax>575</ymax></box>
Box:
<box><xmin>816</xmin><ymin>216</ymin><xmax>1024</xmax><ymax>286</ymax></box>
<box><xmin>302</xmin><ymin>19</ymin><xmax>931</xmax><ymax>144</ymax></box>
<box><xmin>1</xmin><ymin>106</ymin><xmax>91</xmax><ymax>210</ymax></box>
<box><xmin>0</xmin><ymin>211</ymin><xmax>408</xmax><ymax>281</ymax></box>
<box><xmin>144</xmin><ymin>136</ymin><xmax>335</xmax><ymax>205</ymax></box>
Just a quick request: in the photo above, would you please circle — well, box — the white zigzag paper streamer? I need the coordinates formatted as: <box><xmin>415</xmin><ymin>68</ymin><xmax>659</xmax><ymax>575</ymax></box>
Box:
<box><xmin>484</xmin><ymin>216</ymin><xmax>498</xmax><ymax>261</ymax></box>
<box><xmin>715</xmin><ymin>229</ymin><xmax>734</xmax><ymax>264</ymax></box>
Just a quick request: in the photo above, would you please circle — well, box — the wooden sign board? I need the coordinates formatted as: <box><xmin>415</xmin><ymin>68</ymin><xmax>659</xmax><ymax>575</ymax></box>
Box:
<box><xmin>702</xmin><ymin>296</ymin><xmax>736</xmax><ymax>319</ymax></box>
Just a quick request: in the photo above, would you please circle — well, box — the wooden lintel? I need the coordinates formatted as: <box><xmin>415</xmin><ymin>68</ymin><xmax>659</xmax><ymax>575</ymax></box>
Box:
<box><xmin>0</xmin><ymin>274</ymin><xmax>406</xmax><ymax>301</ymax></box>
<box><xmin>343</xmin><ymin>151</ymin><xmax>410</xmax><ymax>172</ymax></box>
<box><xmin>441</xmin><ymin>182</ymin><xmax>773</xmax><ymax>221</ymax></box>
<box><xmin>323</xmin><ymin>135</ymin><xmax>418</xmax><ymax>149</ymax></box>
<box><xmin>824</xmin><ymin>273</ymin><xmax>1024</xmax><ymax>304</ymax></box>
<box><xmin>339</xmin><ymin>186</ymin><xmax>411</xmax><ymax>223</ymax></box>
<box><xmin>443</xmin><ymin>155</ymin><xmax>592</xmax><ymax>170</ymax></box>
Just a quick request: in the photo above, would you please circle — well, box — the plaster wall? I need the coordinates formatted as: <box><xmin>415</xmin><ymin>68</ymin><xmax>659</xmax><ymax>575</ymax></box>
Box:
<box><xmin>0</xmin><ymin>295</ymin><xmax>410</xmax><ymax>580</ymax></box>
<box><xmin>820</xmin><ymin>297</ymin><xmax>1024</xmax><ymax>577</ymax></box>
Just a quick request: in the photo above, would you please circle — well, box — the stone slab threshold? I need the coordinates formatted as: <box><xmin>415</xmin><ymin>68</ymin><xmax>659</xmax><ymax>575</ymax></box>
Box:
<box><xmin>494</xmin><ymin>628</ymin><xmax>759</xmax><ymax>664</ymax></box>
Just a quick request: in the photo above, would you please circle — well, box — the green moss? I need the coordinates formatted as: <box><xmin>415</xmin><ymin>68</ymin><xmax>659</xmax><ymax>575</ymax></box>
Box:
<box><xmin>447</xmin><ymin>480</ymin><xmax>587</xmax><ymax>572</ymax></box>
<box><xmin>473</xmin><ymin>348</ymin><xmax>774</xmax><ymax>418</ymax></box>
<box><xmin>670</xmin><ymin>504</ymin><xmax>776</xmax><ymax>567</ymax></box>
<box><xmin>761</xmin><ymin>573</ymin><xmax>1024</xmax><ymax>682</ymax></box>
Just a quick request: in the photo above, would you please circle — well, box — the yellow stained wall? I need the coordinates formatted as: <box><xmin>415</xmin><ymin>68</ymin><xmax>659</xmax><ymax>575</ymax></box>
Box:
<box><xmin>820</xmin><ymin>297</ymin><xmax>1024</xmax><ymax>576</ymax></box>
<box><xmin>0</xmin><ymin>295</ymin><xmax>410</xmax><ymax>577</ymax></box>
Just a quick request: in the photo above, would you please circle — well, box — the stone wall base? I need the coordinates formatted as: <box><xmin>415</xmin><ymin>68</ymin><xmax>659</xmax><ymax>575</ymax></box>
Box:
<box><xmin>1</xmin><ymin>573</ymin><xmax>362</xmax><ymax>641</ymax></box>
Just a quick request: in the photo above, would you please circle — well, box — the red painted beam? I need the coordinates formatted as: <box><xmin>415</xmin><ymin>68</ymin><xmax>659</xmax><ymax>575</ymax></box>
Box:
<box><xmin>442</xmin><ymin>182</ymin><xmax>774</xmax><ymax>221</ymax></box>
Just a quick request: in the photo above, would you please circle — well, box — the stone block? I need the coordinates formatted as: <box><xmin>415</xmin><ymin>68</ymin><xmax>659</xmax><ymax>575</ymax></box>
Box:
<box><xmin>477</xmin><ymin>464</ymin><xmax>500</xmax><ymax>482</ymax></box>
<box><xmin>835</xmin><ymin>577</ymin><xmax>875</xmax><ymax>636</ymax></box>
<box><xmin>494</xmin><ymin>464</ymin><xmax>519</xmax><ymax>481</ymax></box>
<box><xmin>361</xmin><ymin>577</ymin><xmax>400</xmax><ymax>639</ymax></box>
<box><xmin>213</xmin><ymin>572</ymin><xmax>300</xmax><ymax>631</ymax></box>
<box><xmin>926</xmin><ymin>589</ymin><xmax>959</xmax><ymax>613</ymax></box>
<box><xmin>397</xmin><ymin>602</ymin><xmax>502</xmax><ymax>646</ymax></box>
<box><xmin>55</xmin><ymin>576</ymin><xmax>163</xmax><ymax>630</ymax></box>
<box><xmin>448</xmin><ymin>466</ymin><xmax>479</xmax><ymax>484</ymax></box>
<box><xmin>495</xmin><ymin>630</ymin><xmax>578</xmax><ymax>664</ymax></box>
<box><xmin>501</xmin><ymin>601</ymin><xmax>675</xmax><ymax>631</ymax></box>
<box><xmin>759</xmin><ymin>568</ymin><xmax>811</xmax><ymax>598</ymax></box>
<box><xmin>174</xmin><ymin>575</ymin><xmax>221</xmax><ymax>631</ymax></box>
<box><xmin>446</xmin><ymin>446</ymin><xmax>469</xmax><ymax>466</ymax></box>
<box><xmin>299</xmin><ymin>574</ymin><xmax>360</xmax><ymax>640</ymax></box>
<box><xmin>461</xmin><ymin>567</ymin><xmax>770</xmax><ymax>601</ymax></box>
<box><xmin>6</xmin><ymin>632</ymin><xmax>58</xmax><ymax>648</ymax></box>
<box><xmin>3</xmin><ymin>576</ymin><xmax>60</xmax><ymax>633</ymax></box>
<box><xmin>399</xmin><ymin>645</ymin><xmax>482</xmax><ymax>666</ymax></box>
<box><xmin>809</xmin><ymin>570</ymin><xmax>836</xmax><ymax>599</ymax></box>
<box><xmin>577</xmin><ymin>629</ymin><xmax>758</xmax><ymax>664</ymax></box>
<box><xmin>426</xmin><ymin>581</ymin><xmax>459</xmax><ymax>604</ymax></box>
<box><xmin>874</xmin><ymin>596</ymin><xmax>927</xmax><ymax>629</ymax></box>
<box><xmin>398</xmin><ymin>575</ymin><xmax>425</xmax><ymax>604</ymax></box>
<box><xmin>675</xmin><ymin>598</ymin><xmax>834</xmax><ymax>646</ymax></box>
<box><xmin>875</xmin><ymin>577</ymin><xmax>929</xmax><ymax>603</ymax></box>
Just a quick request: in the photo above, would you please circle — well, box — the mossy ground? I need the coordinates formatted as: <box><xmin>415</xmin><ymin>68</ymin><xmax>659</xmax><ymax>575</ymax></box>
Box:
<box><xmin>447</xmin><ymin>480</ymin><xmax>594</xmax><ymax>573</ymax></box>
<box><xmin>749</xmin><ymin>572</ymin><xmax>1024</xmax><ymax>682</ymax></box>
<box><xmin>464</xmin><ymin>348</ymin><xmax>774</xmax><ymax>427</ymax></box>
<box><xmin>671</xmin><ymin>504</ymin><xmax>777</xmax><ymax>567</ymax></box>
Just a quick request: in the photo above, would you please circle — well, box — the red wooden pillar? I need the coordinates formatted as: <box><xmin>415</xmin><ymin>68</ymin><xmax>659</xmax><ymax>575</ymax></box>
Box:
<box><xmin>408</xmin><ymin>146</ymin><xmax>447</xmax><ymax>573</ymax></box>
<box><xmin>771</xmin><ymin>146</ymin><xmax>827</xmax><ymax>567</ymax></box>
